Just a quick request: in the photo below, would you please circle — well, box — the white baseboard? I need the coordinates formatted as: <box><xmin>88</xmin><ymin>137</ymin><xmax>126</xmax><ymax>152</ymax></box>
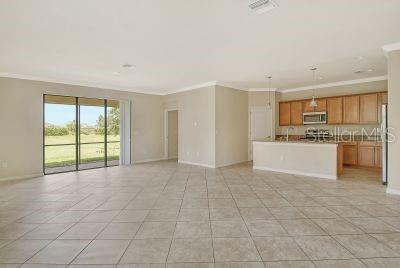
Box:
<box><xmin>386</xmin><ymin>188</ymin><xmax>400</xmax><ymax>196</ymax></box>
<box><xmin>253</xmin><ymin>166</ymin><xmax>337</xmax><ymax>180</ymax></box>
<box><xmin>133</xmin><ymin>158</ymin><xmax>165</xmax><ymax>164</ymax></box>
<box><xmin>215</xmin><ymin>160</ymin><xmax>249</xmax><ymax>168</ymax></box>
<box><xmin>0</xmin><ymin>173</ymin><xmax>44</xmax><ymax>182</ymax></box>
<box><xmin>178</xmin><ymin>160</ymin><xmax>216</xmax><ymax>169</ymax></box>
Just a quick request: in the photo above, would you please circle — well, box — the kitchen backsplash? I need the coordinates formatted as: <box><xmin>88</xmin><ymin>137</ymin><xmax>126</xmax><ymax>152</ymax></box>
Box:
<box><xmin>277</xmin><ymin>124</ymin><xmax>380</xmax><ymax>137</ymax></box>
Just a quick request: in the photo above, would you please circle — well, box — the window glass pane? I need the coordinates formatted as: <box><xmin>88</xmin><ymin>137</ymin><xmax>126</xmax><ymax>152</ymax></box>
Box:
<box><xmin>79</xmin><ymin>143</ymin><xmax>105</xmax><ymax>169</ymax></box>
<box><xmin>78</xmin><ymin>98</ymin><xmax>105</xmax><ymax>170</ymax></box>
<box><xmin>44</xmin><ymin>96</ymin><xmax>76</xmax><ymax>174</ymax></box>
<box><xmin>107</xmin><ymin>101</ymin><xmax>120</xmax><ymax>166</ymax></box>
<box><xmin>45</xmin><ymin>145</ymin><xmax>76</xmax><ymax>174</ymax></box>
<box><xmin>107</xmin><ymin>142</ymin><xmax>120</xmax><ymax>166</ymax></box>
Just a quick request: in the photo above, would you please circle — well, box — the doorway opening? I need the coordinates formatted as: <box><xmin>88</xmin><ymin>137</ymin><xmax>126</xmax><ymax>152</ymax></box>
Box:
<box><xmin>164</xmin><ymin>109</ymin><xmax>178</xmax><ymax>160</ymax></box>
<box><xmin>43</xmin><ymin>95</ymin><xmax>124</xmax><ymax>174</ymax></box>
<box><xmin>249</xmin><ymin>106</ymin><xmax>273</xmax><ymax>161</ymax></box>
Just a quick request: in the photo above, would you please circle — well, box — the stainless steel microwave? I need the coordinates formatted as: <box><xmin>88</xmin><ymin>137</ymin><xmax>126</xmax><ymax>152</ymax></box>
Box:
<box><xmin>303</xmin><ymin>112</ymin><xmax>327</xmax><ymax>125</ymax></box>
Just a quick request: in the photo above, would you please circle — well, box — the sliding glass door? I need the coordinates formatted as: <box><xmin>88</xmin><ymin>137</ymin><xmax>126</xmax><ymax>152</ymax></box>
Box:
<box><xmin>44</xmin><ymin>95</ymin><xmax>121</xmax><ymax>174</ymax></box>
<box><xmin>44</xmin><ymin>96</ymin><xmax>77</xmax><ymax>174</ymax></box>
<box><xmin>78</xmin><ymin>98</ymin><xmax>106</xmax><ymax>170</ymax></box>
<box><xmin>106</xmin><ymin>100</ymin><xmax>120</xmax><ymax>166</ymax></box>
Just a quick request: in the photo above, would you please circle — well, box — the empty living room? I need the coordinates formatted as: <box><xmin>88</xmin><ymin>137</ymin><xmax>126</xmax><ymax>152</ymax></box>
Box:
<box><xmin>1</xmin><ymin>0</ymin><xmax>400</xmax><ymax>267</ymax></box>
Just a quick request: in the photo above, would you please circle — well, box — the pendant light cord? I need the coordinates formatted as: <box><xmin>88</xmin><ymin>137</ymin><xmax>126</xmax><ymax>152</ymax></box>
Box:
<box><xmin>267</xmin><ymin>76</ymin><xmax>272</xmax><ymax>108</ymax></box>
<box><xmin>312</xmin><ymin>68</ymin><xmax>316</xmax><ymax>98</ymax></box>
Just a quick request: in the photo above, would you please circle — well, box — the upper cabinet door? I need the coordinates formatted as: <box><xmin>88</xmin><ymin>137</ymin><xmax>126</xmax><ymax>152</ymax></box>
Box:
<box><xmin>290</xmin><ymin>101</ymin><xmax>303</xmax><ymax>125</ymax></box>
<box><xmin>343</xmin><ymin>95</ymin><xmax>360</xmax><ymax>124</ymax></box>
<box><xmin>315</xmin><ymin>98</ymin><xmax>327</xmax><ymax>112</ymax></box>
<box><xmin>303</xmin><ymin>100</ymin><xmax>314</xmax><ymax>113</ymax></box>
<box><xmin>327</xmin><ymin>97</ymin><xmax>343</xmax><ymax>124</ymax></box>
<box><xmin>279</xmin><ymin>102</ymin><xmax>291</xmax><ymax>126</ymax></box>
<box><xmin>360</xmin><ymin>93</ymin><xmax>378</xmax><ymax>124</ymax></box>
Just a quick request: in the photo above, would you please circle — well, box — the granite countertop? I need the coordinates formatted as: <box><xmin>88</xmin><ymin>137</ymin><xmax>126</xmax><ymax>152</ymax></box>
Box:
<box><xmin>253</xmin><ymin>139</ymin><xmax>340</xmax><ymax>144</ymax></box>
<box><xmin>274</xmin><ymin>135</ymin><xmax>382</xmax><ymax>142</ymax></box>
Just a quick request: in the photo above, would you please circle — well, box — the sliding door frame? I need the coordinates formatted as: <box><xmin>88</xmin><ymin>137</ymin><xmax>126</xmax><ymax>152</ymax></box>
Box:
<box><xmin>43</xmin><ymin>94</ymin><xmax>121</xmax><ymax>175</ymax></box>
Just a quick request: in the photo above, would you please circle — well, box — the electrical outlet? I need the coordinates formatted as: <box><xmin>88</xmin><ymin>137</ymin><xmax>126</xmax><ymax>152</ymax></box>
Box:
<box><xmin>1</xmin><ymin>162</ymin><xmax>8</xmax><ymax>168</ymax></box>
<box><xmin>196</xmin><ymin>152</ymin><xmax>200</xmax><ymax>157</ymax></box>
<box><xmin>194</xmin><ymin>122</ymin><xmax>198</xmax><ymax>127</ymax></box>
<box><xmin>280</xmin><ymin>156</ymin><xmax>284</xmax><ymax>161</ymax></box>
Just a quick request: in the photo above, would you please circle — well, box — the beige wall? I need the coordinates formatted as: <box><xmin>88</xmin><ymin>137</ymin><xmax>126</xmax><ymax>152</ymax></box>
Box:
<box><xmin>0</xmin><ymin>77</ymin><xmax>164</xmax><ymax>179</ymax></box>
<box><xmin>164</xmin><ymin>86</ymin><xmax>216</xmax><ymax>167</ymax></box>
<box><xmin>276</xmin><ymin>81</ymin><xmax>387</xmax><ymax>136</ymax></box>
<box><xmin>168</xmin><ymin>110</ymin><xmax>178</xmax><ymax>159</ymax></box>
<box><xmin>215</xmin><ymin>86</ymin><xmax>248</xmax><ymax>167</ymax></box>
<box><xmin>387</xmin><ymin>50</ymin><xmax>400</xmax><ymax>193</ymax></box>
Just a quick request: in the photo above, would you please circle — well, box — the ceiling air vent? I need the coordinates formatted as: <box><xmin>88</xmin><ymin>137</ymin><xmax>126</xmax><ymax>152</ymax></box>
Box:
<box><xmin>249</xmin><ymin>0</ymin><xmax>278</xmax><ymax>14</ymax></box>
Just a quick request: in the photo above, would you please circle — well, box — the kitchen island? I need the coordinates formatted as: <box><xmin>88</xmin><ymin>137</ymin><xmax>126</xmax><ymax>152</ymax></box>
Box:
<box><xmin>253</xmin><ymin>141</ymin><xmax>343</xmax><ymax>180</ymax></box>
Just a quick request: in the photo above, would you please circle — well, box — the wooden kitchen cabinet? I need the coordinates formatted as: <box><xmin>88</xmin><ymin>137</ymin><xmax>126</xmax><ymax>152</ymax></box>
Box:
<box><xmin>315</xmin><ymin>98</ymin><xmax>327</xmax><ymax>112</ymax></box>
<box><xmin>360</xmin><ymin>93</ymin><xmax>378</xmax><ymax>124</ymax></box>
<box><xmin>343</xmin><ymin>95</ymin><xmax>360</xmax><ymax>124</ymax></box>
<box><xmin>358</xmin><ymin>145</ymin><xmax>375</xmax><ymax>167</ymax></box>
<box><xmin>290</xmin><ymin>101</ymin><xmax>303</xmax><ymax>125</ymax></box>
<box><xmin>302</xmin><ymin>98</ymin><xmax>326</xmax><ymax>113</ymax></box>
<box><xmin>341</xmin><ymin>141</ymin><xmax>383</xmax><ymax>168</ymax></box>
<box><xmin>375</xmin><ymin>146</ymin><xmax>382</xmax><ymax>168</ymax></box>
<box><xmin>343</xmin><ymin>143</ymin><xmax>358</xmax><ymax>165</ymax></box>
<box><xmin>279</xmin><ymin>102</ymin><xmax>291</xmax><ymax>126</ymax></box>
<box><xmin>303</xmin><ymin>100</ymin><xmax>314</xmax><ymax>113</ymax></box>
<box><xmin>327</xmin><ymin>97</ymin><xmax>343</xmax><ymax>124</ymax></box>
<box><xmin>279</xmin><ymin>91</ymin><xmax>387</xmax><ymax>127</ymax></box>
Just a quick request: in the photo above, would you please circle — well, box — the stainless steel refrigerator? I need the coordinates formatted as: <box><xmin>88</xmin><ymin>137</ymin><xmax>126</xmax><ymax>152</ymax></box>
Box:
<box><xmin>381</xmin><ymin>104</ymin><xmax>388</xmax><ymax>185</ymax></box>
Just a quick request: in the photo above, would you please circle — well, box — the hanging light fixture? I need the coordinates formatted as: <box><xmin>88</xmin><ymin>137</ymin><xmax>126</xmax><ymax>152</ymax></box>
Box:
<box><xmin>266</xmin><ymin>76</ymin><xmax>272</xmax><ymax>110</ymax></box>
<box><xmin>309</xmin><ymin>67</ymin><xmax>318</xmax><ymax>108</ymax></box>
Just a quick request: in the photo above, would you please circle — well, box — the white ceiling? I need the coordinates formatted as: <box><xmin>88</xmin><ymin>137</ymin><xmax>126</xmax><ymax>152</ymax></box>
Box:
<box><xmin>0</xmin><ymin>0</ymin><xmax>399</xmax><ymax>95</ymax></box>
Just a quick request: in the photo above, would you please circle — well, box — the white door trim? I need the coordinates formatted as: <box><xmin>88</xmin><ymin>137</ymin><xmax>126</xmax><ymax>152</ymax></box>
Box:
<box><xmin>120</xmin><ymin>100</ymin><xmax>132</xmax><ymax>165</ymax></box>
<box><xmin>164</xmin><ymin>109</ymin><xmax>178</xmax><ymax>160</ymax></box>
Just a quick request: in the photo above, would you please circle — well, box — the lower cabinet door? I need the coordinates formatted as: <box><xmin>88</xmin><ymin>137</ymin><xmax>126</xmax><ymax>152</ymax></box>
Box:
<box><xmin>358</xmin><ymin>146</ymin><xmax>375</xmax><ymax>167</ymax></box>
<box><xmin>343</xmin><ymin>145</ymin><xmax>357</xmax><ymax>165</ymax></box>
<box><xmin>375</xmin><ymin>146</ymin><xmax>382</xmax><ymax>168</ymax></box>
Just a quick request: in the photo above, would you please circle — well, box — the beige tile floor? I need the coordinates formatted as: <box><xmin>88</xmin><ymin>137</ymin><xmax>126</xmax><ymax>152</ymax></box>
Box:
<box><xmin>0</xmin><ymin>161</ymin><xmax>400</xmax><ymax>267</ymax></box>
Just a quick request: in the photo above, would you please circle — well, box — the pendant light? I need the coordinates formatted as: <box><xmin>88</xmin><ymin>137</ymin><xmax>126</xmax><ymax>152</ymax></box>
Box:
<box><xmin>266</xmin><ymin>76</ymin><xmax>272</xmax><ymax>110</ymax></box>
<box><xmin>309</xmin><ymin>67</ymin><xmax>318</xmax><ymax>108</ymax></box>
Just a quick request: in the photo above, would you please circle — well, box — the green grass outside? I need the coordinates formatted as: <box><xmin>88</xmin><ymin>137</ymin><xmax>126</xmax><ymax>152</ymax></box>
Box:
<box><xmin>45</xmin><ymin>134</ymin><xmax>120</xmax><ymax>168</ymax></box>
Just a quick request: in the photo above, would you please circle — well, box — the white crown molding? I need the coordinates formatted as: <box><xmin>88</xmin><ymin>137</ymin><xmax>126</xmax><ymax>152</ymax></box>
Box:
<box><xmin>165</xmin><ymin>81</ymin><xmax>249</xmax><ymax>95</ymax></box>
<box><xmin>249</xmin><ymin>88</ymin><xmax>277</xmax><ymax>92</ymax></box>
<box><xmin>280</xmin><ymin>75</ymin><xmax>388</xmax><ymax>94</ymax></box>
<box><xmin>0</xmin><ymin>72</ymin><xmax>164</xmax><ymax>96</ymax></box>
<box><xmin>1</xmin><ymin>72</ymin><xmax>388</xmax><ymax>97</ymax></box>
<box><xmin>382</xmin><ymin>42</ymin><xmax>400</xmax><ymax>57</ymax></box>
<box><xmin>215</xmin><ymin>82</ymin><xmax>248</xmax><ymax>92</ymax></box>
<box><xmin>164</xmin><ymin>81</ymin><xmax>218</xmax><ymax>95</ymax></box>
